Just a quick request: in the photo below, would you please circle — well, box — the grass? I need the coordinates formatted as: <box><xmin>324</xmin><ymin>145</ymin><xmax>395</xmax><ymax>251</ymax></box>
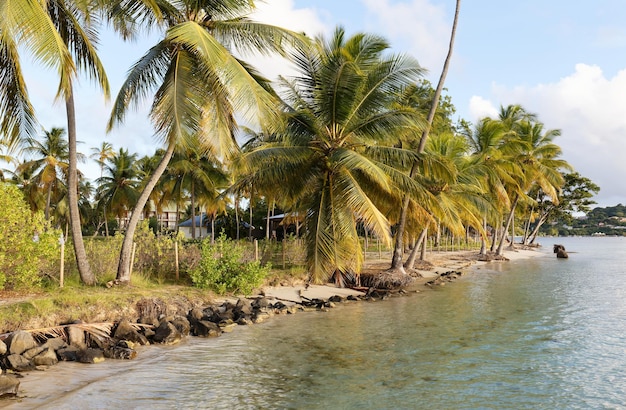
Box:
<box><xmin>0</xmin><ymin>265</ymin><xmax>307</xmax><ymax>335</ymax></box>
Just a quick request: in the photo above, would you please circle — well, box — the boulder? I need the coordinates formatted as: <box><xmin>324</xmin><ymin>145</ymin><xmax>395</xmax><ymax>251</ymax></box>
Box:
<box><xmin>191</xmin><ymin>320</ymin><xmax>222</xmax><ymax>338</ymax></box>
<box><xmin>557</xmin><ymin>249</ymin><xmax>568</xmax><ymax>259</ymax></box>
<box><xmin>113</xmin><ymin>320</ymin><xmax>149</xmax><ymax>345</ymax></box>
<box><xmin>170</xmin><ymin>316</ymin><xmax>190</xmax><ymax>337</ymax></box>
<box><xmin>104</xmin><ymin>342</ymin><xmax>137</xmax><ymax>360</ymax></box>
<box><xmin>7</xmin><ymin>331</ymin><xmax>37</xmax><ymax>355</ymax></box>
<box><xmin>67</xmin><ymin>326</ymin><xmax>87</xmax><ymax>349</ymax></box>
<box><xmin>5</xmin><ymin>354</ymin><xmax>34</xmax><ymax>372</ymax></box>
<box><xmin>32</xmin><ymin>348</ymin><xmax>59</xmax><ymax>366</ymax></box>
<box><xmin>0</xmin><ymin>339</ymin><xmax>6</xmax><ymax>355</ymax></box>
<box><xmin>235</xmin><ymin>298</ymin><xmax>253</xmax><ymax>316</ymax></box>
<box><xmin>76</xmin><ymin>348</ymin><xmax>105</xmax><ymax>364</ymax></box>
<box><xmin>153</xmin><ymin>322</ymin><xmax>182</xmax><ymax>345</ymax></box>
<box><xmin>57</xmin><ymin>346</ymin><xmax>79</xmax><ymax>362</ymax></box>
<box><xmin>42</xmin><ymin>337</ymin><xmax>67</xmax><ymax>352</ymax></box>
<box><xmin>0</xmin><ymin>374</ymin><xmax>20</xmax><ymax>397</ymax></box>
<box><xmin>22</xmin><ymin>346</ymin><xmax>46</xmax><ymax>360</ymax></box>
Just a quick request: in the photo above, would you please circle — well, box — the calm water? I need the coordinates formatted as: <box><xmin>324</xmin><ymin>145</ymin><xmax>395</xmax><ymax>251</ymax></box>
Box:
<box><xmin>7</xmin><ymin>237</ymin><xmax>626</xmax><ymax>409</ymax></box>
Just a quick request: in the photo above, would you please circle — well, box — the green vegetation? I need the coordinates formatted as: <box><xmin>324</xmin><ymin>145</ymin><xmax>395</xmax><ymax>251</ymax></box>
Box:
<box><xmin>0</xmin><ymin>0</ymin><xmax>602</xmax><ymax>300</ymax></box>
<box><xmin>0</xmin><ymin>184</ymin><xmax>60</xmax><ymax>289</ymax></box>
<box><xmin>190</xmin><ymin>235</ymin><xmax>270</xmax><ymax>295</ymax></box>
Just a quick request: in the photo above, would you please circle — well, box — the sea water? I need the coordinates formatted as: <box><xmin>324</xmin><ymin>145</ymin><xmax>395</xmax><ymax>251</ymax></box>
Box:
<box><xmin>6</xmin><ymin>236</ymin><xmax>626</xmax><ymax>409</ymax></box>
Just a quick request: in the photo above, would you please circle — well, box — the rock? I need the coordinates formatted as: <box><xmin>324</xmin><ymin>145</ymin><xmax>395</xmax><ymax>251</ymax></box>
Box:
<box><xmin>114</xmin><ymin>320</ymin><xmax>149</xmax><ymax>345</ymax></box>
<box><xmin>188</xmin><ymin>308</ymin><xmax>204</xmax><ymax>322</ymax></box>
<box><xmin>191</xmin><ymin>320</ymin><xmax>222</xmax><ymax>338</ymax></box>
<box><xmin>170</xmin><ymin>316</ymin><xmax>190</xmax><ymax>337</ymax></box>
<box><xmin>328</xmin><ymin>295</ymin><xmax>344</xmax><ymax>303</ymax></box>
<box><xmin>235</xmin><ymin>298</ymin><xmax>253</xmax><ymax>316</ymax></box>
<box><xmin>76</xmin><ymin>348</ymin><xmax>105</xmax><ymax>364</ymax></box>
<box><xmin>42</xmin><ymin>337</ymin><xmax>67</xmax><ymax>351</ymax></box>
<box><xmin>7</xmin><ymin>331</ymin><xmax>37</xmax><ymax>355</ymax></box>
<box><xmin>557</xmin><ymin>249</ymin><xmax>568</xmax><ymax>259</ymax></box>
<box><xmin>32</xmin><ymin>348</ymin><xmax>59</xmax><ymax>366</ymax></box>
<box><xmin>5</xmin><ymin>354</ymin><xmax>34</xmax><ymax>372</ymax></box>
<box><xmin>153</xmin><ymin>322</ymin><xmax>182</xmax><ymax>345</ymax></box>
<box><xmin>0</xmin><ymin>374</ymin><xmax>20</xmax><ymax>397</ymax></box>
<box><xmin>252</xmin><ymin>297</ymin><xmax>271</xmax><ymax>310</ymax></box>
<box><xmin>0</xmin><ymin>339</ymin><xmax>6</xmax><ymax>355</ymax></box>
<box><xmin>67</xmin><ymin>326</ymin><xmax>87</xmax><ymax>349</ymax></box>
<box><xmin>57</xmin><ymin>346</ymin><xmax>79</xmax><ymax>362</ymax></box>
<box><xmin>104</xmin><ymin>342</ymin><xmax>137</xmax><ymax>360</ymax></box>
<box><xmin>252</xmin><ymin>312</ymin><xmax>270</xmax><ymax>324</ymax></box>
<box><xmin>22</xmin><ymin>346</ymin><xmax>46</xmax><ymax>360</ymax></box>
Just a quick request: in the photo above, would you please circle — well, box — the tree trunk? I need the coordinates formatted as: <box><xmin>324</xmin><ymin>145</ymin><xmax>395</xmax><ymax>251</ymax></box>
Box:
<box><xmin>191</xmin><ymin>180</ymin><xmax>196</xmax><ymax>239</ymax></box>
<box><xmin>65</xmin><ymin>85</ymin><xmax>95</xmax><ymax>285</ymax></box>
<box><xmin>496</xmin><ymin>196</ymin><xmax>519</xmax><ymax>256</ymax></box>
<box><xmin>235</xmin><ymin>195</ymin><xmax>240</xmax><ymax>240</ymax></box>
<box><xmin>391</xmin><ymin>0</ymin><xmax>461</xmax><ymax>271</ymax></box>
<box><xmin>116</xmin><ymin>142</ymin><xmax>175</xmax><ymax>283</ymax></box>
<box><xmin>404</xmin><ymin>227</ymin><xmax>427</xmax><ymax>269</ymax></box>
<box><xmin>479</xmin><ymin>217</ymin><xmax>487</xmax><ymax>255</ymax></box>
<box><xmin>45</xmin><ymin>183</ymin><xmax>53</xmax><ymax>221</ymax></box>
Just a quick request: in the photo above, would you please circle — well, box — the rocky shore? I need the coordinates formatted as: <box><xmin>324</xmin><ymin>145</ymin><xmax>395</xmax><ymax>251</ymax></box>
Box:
<box><xmin>0</xmin><ymin>248</ymin><xmax>541</xmax><ymax>401</ymax></box>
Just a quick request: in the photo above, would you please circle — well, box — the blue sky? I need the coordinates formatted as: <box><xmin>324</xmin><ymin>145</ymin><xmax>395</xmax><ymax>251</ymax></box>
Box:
<box><xmin>19</xmin><ymin>0</ymin><xmax>626</xmax><ymax>208</ymax></box>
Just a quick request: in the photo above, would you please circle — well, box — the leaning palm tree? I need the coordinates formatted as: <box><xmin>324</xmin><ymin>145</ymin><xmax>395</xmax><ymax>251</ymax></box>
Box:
<box><xmin>239</xmin><ymin>27</ymin><xmax>427</xmax><ymax>285</ymax></box>
<box><xmin>391</xmin><ymin>0</ymin><xmax>462</xmax><ymax>272</ymax></box>
<box><xmin>107</xmin><ymin>0</ymin><xmax>305</xmax><ymax>283</ymax></box>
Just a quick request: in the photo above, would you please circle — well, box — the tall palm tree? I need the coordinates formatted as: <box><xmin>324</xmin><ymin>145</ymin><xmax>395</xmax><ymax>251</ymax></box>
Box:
<box><xmin>91</xmin><ymin>142</ymin><xmax>115</xmax><ymax>235</ymax></box>
<box><xmin>40</xmin><ymin>0</ymin><xmax>111</xmax><ymax>285</ymax></box>
<box><xmin>95</xmin><ymin>148</ymin><xmax>140</xmax><ymax>227</ymax></box>
<box><xmin>107</xmin><ymin>0</ymin><xmax>305</xmax><ymax>283</ymax></box>
<box><xmin>20</xmin><ymin>127</ymin><xmax>70</xmax><ymax>221</ymax></box>
<box><xmin>239</xmin><ymin>27</ymin><xmax>426</xmax><ymax>285</ymax></box>
<box><xmin>391</xmin><ymin>0</ymin><xmax>461</xmax><ymax>271</ymax></box>
<box><xmin>495</xmin><ymin>119</ymin><xmax>571</xmax><ymax>255</ymax></box>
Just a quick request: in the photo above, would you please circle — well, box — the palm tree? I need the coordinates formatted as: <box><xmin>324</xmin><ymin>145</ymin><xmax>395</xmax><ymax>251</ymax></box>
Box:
<box><xmin>391</xmin><ymin>0</ymin><xmax>461</xmax><ymax>272</ymax></box>
<box><xmin>0</xmin><ymin>0</ymin><xmax>73</xmax><ymax>150</ymax></box>
<box><xmin>95</xmin><ymin>148</ymin><xmax>140</xmax><ymax>228</ymax></box>
<box><xmin>107</xmin><ymin>0</ymin><xmax>305</xmax><ymax>283</ymax></box>
<box><xmin>39</xmin><ymin>0</ymin><xmax>111</xmax><ymax>285</ymax></box>
<box><xmin>239</xmin><ymin>27</ymin><xmax>426</xmax><ymax>285</ymax></box>
<box><xmin>495</xmin><ymin>119</ymin><xmax>571</xmax><ymax>255</ymax></box>
<box><xmin>20</xmin><ymin>127</ymin><xmax>70</xmax><ymax>222</ymax></box>
<box><xmin>91</xmin><ymin>142</ymin><xmax>115</xmax><ymax>235</ymax></box>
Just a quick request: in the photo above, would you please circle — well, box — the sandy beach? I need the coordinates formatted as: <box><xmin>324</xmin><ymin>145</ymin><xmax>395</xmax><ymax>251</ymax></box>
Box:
<box><xmin>262</xmin><ymin>247</ymin><xmax>547</xmax><ymax>304</ymax></box>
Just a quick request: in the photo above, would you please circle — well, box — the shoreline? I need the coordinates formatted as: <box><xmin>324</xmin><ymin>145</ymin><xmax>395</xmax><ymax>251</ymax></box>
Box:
<box><xmin>0</xmin><ymin>246</ymin><xmax>547</xmax><ymax>406</ymax></box>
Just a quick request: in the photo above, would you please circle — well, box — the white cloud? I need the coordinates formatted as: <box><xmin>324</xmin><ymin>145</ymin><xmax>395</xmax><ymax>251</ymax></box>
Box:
<box><xmin>473</xmin><ymin>63</ymin><xmax>626</xmax><ymax>207</ymax></box>
<box><xmin>468</xmin><ymin>96</ymin><xmax>498</xmax><ymax>121</ymax></box>
<box><xmin>251</xmin><ymin>0</ymin><xmax>329</xmax><ymax>81</ymax></box>
<box><xmin>361</xmin><ymin>0</ymin><xmax>451</xmax><ymax>75</ymax></box>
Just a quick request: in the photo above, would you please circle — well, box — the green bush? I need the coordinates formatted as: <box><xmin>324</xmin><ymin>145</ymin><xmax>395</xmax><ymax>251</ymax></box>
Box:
<box><xmin>190</xmin><ymin>234</ymin><xmax>270</xmax><ymax>295</ymax></box>
<box><xmin>0</xmin><ymin>184</ymin><xmax>60</xmax><ymax>289</ymax></box>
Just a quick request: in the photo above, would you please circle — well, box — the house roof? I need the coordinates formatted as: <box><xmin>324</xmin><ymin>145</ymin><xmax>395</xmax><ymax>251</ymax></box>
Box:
<box><xmin>178</xmin><ymin>215</ymin><xmax>208</xmax><ymax>227</ymax></box>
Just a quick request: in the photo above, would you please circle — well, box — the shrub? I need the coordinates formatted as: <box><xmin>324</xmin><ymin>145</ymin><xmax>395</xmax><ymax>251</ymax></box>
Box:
<box><xmin>0</xmin><ymin>184</ymin><xmax>60</xmax><ymax>289</ymax></box>
<box><xmin>190</xmin><ymin>234</ymin><xmax>270</xmax><ymax>295</ymax></box>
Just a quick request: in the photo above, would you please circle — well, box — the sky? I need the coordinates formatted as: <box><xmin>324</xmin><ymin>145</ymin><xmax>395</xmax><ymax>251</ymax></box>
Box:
<box><xmin>18</xmin><ymin>0</ymin><xmax>626</xmax><ymax>209</ymax></box>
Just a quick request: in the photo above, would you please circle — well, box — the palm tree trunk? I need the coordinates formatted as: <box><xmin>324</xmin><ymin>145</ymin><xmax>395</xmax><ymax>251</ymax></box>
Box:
<box><xmin>404</xmin><ymin>227</ymin><xmax>427</xmax><ymax>269</ymax></box>
<box><xmin>497</xmin><ymin>196</ymin><xmax>519</xmax><ymax>256</ymax></box>
<box><xmin>391</xmin><ymin>0</ymin><xmax>461</xmax><ymax>270</ymax></box>
<box><xmin>66</xmin><ymin>85</ymin><xmax>96</xmax><ymax>285</ymax></box>
<box><xmin>116</xmin><ymin>142</ymin><xmax>175</xmax><ymax>283</ymax></box>
<box><xmin>45</xmin><ymin>183</ymin><xmax>53</xmax><ymax>221</ymax></box>
<box><xmin>479</xmin><ymin>217</ymin><xmax>487</xmax><ymax>255</ymax></box>
<box><xmin>191</xmin><ymin>181</ymin><xmax>196</xmax><ymax>239</ymax></box>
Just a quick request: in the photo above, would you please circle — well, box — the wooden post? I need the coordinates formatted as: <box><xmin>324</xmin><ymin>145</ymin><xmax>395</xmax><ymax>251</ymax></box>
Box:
<box><xmin>282</xmin><ymin>239</ymin><xmax>286</xmax><ymax>269</ymax></box>
<box><xmin>130</xmin><ymin>242</ymin><xmax>137</xmax><ymax>280</ymax></box>
<box><xmin>254</xmin><ymin>239</ymin><xmax>259</xmax><ymax>262</ymax></box>
<box><xmin>174</xmin><ymin>241</ymin><xmax>180</xmax><ymax>281</ymax></box>
<box><xmin>59</xmin><ymin>233</ymin><xmax>65</xmax><ymax>288</ymax></box>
